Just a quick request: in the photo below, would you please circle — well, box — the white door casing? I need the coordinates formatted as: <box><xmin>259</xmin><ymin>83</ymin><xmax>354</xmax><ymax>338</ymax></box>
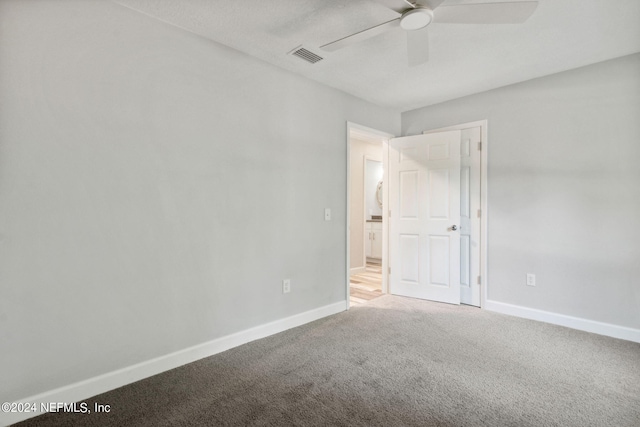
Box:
<box><xmin>389</xmin><ymin>131</ymin><xmax>461</xmax><ymax>304</ymax></box>
<box><xmin>458</xmin><ymin>127</ymin><xmax>482</xmax><ymax>306</ymax></box>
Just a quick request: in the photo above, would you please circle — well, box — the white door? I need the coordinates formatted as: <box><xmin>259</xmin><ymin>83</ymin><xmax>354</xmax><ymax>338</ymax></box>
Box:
<box><xmin>425</xmin><ymin>125</ymin><xmax>482</xmax><ymax>307</ymax></box>
<box><xmin>389</xmin><ymin>131</ymin><xmax>461</xmax><ymax>304</ymax></box>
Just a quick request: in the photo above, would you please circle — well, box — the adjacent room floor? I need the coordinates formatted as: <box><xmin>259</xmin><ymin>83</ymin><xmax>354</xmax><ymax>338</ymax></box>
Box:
<box><xmin>349</xmin><ymin>259</ymin><xmax>383</xmax><ymax>307</ymax></box>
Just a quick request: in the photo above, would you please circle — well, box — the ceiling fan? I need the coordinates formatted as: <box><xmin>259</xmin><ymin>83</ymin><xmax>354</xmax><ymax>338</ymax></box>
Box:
<box><xmin>320</xmin><ymin>0</ymin><xmax>539</xmax><ymax>66</ymax></box>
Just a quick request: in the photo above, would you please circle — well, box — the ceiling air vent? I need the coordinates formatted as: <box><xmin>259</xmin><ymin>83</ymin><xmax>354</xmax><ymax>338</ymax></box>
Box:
<box><xmin>289</xmin><ymin>46</ymin><xmax>323</xmax><ymax>64</ymax></box>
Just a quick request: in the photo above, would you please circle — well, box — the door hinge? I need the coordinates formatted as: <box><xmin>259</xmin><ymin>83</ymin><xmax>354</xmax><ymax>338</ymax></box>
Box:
<box><xmin>388</xmin><ymin>267</ymin><xmax>391</xmax><ymax>275</ymax></box>
<box><xmin>477</xmin><ymin>276</ymin><xmax>481</xmax><ymax>285</ymax></box>
<box><xmin>478</xmin><ymin>141</ymin><xmax>482</xmax><ymax>151</ymax></box>
<box><xmin>477</xmin><ymin>209</ymin><xmax>481</xmax><ymax>218</ymax></box>
<box><xmin>388</xmin><ymin>210</ymin><xmax>391</xmax><ymax>218</ymax></box>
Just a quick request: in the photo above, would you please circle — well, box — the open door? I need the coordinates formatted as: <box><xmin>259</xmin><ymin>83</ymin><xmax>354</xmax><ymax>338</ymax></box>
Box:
<box><xmin>389</xmin><ymin>131</ymin><xmax>461</xmax><ymax>304</ymax></box>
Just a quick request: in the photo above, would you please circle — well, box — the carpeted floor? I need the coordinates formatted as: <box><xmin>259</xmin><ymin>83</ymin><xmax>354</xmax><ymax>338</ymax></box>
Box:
<box><xmin>16</xmin><ymin>295</ymin><xmax>640</xmax><ymax>426</ymax></box>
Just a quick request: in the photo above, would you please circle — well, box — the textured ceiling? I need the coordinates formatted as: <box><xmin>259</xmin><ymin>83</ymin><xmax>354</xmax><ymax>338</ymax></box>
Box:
<box><xmin>113</xmin><ymin>0</ymin><xmax>640</xmax><ymax>112</ymax></box>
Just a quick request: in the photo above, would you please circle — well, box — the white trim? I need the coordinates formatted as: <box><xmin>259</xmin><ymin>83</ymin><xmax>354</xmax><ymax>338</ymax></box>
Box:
<box><xmin>381</xmin><ymin>139</ymin><xmax>390</xmax><ymax>294</ymax></box>
<box><xmin>423</xmin><ymin>120</ymin><xmax>488</xmax><ymax>308</ymax></box>
<box><xmin>485</xmin><ymin>300</ymin><xmax>640</xmax><ymax>343</ymax></box>
<box><xmin>479</xmin><ymin>124</ymin><xmax>488</xmax><ymax>309</ymax></box>
<box><xmin>350</xmin><ymin>267</ymin><xmax>366</xmax><ymax>275</ymax></box>
<box><xmin>348</xmin><ymin>124</ymin><xmax>391</xmax><ymax>144</ymax></box>
<box><xmin>346</xmin><ymin>124</ymin><xmax>352</xmax><ymax>307</ymax></box>
<box><xmin>1</xmin><ymin>301</ymin><xmax>346</xmax><ymax>426</ymax></box>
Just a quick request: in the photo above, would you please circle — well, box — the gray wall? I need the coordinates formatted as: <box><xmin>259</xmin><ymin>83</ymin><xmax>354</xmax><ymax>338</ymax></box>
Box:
<box><xmin>403</xmin><ymin>53</ymin><xmax>640</xmax><ymax>330</ymax></box>
<box><xmin>0</xmin><ymin>0</ymin><xmax>400</xmax><ymax>401</ymax></box>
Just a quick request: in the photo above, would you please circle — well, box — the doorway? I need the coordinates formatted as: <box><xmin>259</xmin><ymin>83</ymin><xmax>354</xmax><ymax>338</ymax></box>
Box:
<box><xmin>346</xmin><ymin>123</ymin><xmax>393</xmax><ymax>308</ymax></box>
<box><xmin>345</xmin><ymin>121</ymin><xmax>487</xmax><ymax>309</ymax></box>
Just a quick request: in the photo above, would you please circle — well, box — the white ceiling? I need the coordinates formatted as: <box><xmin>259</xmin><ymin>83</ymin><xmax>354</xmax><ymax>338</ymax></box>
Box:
<box><xmin>113</xmin><ymin>0</ymin><xmax>640</xmax><ymax>112</ymax></box>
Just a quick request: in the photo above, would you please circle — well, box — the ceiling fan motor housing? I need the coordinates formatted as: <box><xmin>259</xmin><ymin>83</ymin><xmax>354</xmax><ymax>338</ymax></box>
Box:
<box><xmin>400</xmin><ymin>7</ymin><xmax>434</xmax><ymax>30</ymax></box>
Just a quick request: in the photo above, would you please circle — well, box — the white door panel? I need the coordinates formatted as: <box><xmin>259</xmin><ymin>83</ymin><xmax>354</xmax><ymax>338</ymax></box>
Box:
<box><xmin>389</xmin><ymin>131</ymin><xmax>461</xmax><ymax>304</ymax></box>
<box><xmin>399</xmin><ymin>171</ymin><xmax>419</xmax><ymax>218</ymax></box>
<box><xmin>399</xmin><ymin>234</ymin><xmax>420</xmax><ymax>283</ymax></box>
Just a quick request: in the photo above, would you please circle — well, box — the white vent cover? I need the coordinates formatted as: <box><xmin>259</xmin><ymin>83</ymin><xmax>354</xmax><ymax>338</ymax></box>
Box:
<box><xmin>289</xmin><ymin>46</ymin><xmax>323</xmax><ymax>64</ymax></box>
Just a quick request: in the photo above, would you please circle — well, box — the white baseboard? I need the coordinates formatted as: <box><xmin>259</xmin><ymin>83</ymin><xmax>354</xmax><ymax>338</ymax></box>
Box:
<box><xmin>484</xmin><ymin>300</ymin><xmax>640</xmax><ymax>344</ymax></box>
<box><xmin>350</xmin><ymin>267</ymin><xmax>366</xmax><ymax>275</ymax></box>
<box><xmin>1</xmin><ymin>301</ymin><xmax>346</xmax><ymax>426</ymax></box>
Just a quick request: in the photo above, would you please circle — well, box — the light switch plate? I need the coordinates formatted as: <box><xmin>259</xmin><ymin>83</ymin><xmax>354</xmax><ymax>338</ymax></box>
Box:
<box><xmin>324</xmin><ymin>208</ymin><xmax>331</xmax><ymax>221</ymax></box>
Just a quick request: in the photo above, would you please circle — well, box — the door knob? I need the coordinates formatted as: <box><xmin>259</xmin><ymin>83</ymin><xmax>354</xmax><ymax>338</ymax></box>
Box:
<box><xmin>451</xmin><ymin>225</ymin><xmax>457</xmax><ymax>231</ymax></box>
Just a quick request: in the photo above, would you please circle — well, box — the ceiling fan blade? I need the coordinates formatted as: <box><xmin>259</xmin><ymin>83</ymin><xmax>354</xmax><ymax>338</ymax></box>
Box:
<box><xmin>375</xmin><ymin>0</ymin><xmax>412</xmax><ymax>14</ymax></box>
<box><xmin>433</xmin><ymin>1</ymin><xmax>538</xmax><ymax>24</ymax></box>
<box><xmin>407</xmin><ymin>26</ymin><xmax>429</xmax><ymax>66</ymax></box>
<box><xmin>320</xmin><ymin>18</ymin><xmax>400</xmax><ymax>52</ymax></box>
<box><xmin>418</xmin><ymin>0</ymin><xmax>447</xmax><ymax>10</ymax></box>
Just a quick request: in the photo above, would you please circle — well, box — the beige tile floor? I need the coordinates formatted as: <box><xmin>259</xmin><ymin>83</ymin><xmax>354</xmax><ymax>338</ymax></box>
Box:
<box><xmin>349</xmin><ymin>260</ymin><xmax>383</xmax><ymax>307</ymax></box>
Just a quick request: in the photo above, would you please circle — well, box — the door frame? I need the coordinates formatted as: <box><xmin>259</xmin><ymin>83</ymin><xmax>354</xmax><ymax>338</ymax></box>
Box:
<box><xmin>423</xmin><ymin>120</ymin><xmax>488</xmax><ymax>308</ymax></box>
<box><xmin>346</xmin><ymin>122</ymin><xmax>394</xmax><ymax>310</ymax></box>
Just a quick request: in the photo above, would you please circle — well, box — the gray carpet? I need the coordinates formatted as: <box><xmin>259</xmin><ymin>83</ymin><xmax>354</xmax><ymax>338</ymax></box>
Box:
<box><xmin>16</xmin><ymin>295</ymin><xmax>640</xmax><ymax>426</ymax></box>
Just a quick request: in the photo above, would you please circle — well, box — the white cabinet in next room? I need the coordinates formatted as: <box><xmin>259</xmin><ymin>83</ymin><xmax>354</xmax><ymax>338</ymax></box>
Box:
<box><xmin>365</xmin><ymin>221</ymin><xmax>382</xmax><ymax>260</ymax></box>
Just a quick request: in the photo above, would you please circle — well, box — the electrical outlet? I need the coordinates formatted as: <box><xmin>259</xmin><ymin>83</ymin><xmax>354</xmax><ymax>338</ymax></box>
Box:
<box><xmin>282</xmin><ymin>279</ymin><xmax>291</xmax><ymax>294</ymax></box>
<box><xmin>526</xmin><ymin>273</ymin><xmax>536</xmax><ymax>287</ymax></box>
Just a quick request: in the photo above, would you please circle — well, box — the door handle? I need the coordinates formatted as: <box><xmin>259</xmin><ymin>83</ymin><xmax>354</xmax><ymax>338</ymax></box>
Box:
<box><xmin>451</xmin><ymin>225</ymin><xmax>457</xmax><ymax>231</ymax></box>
